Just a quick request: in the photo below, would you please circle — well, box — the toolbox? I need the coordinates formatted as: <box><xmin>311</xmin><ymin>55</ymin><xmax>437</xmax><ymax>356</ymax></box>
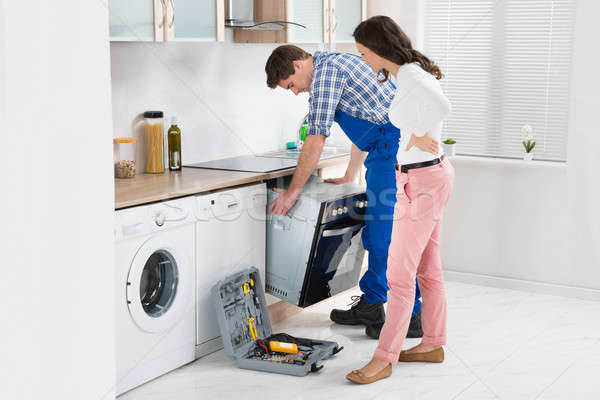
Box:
<box><xmin>211</xmin><ymin>267</ymin><xmax>343</xmax><ymax>376</ymax></box>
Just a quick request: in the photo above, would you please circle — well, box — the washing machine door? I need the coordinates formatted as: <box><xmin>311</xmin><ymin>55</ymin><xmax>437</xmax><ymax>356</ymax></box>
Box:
<box><xmin>127</xmin><ymin>235</ymin><xmax>193</xmax><ymax>333</ymax></box>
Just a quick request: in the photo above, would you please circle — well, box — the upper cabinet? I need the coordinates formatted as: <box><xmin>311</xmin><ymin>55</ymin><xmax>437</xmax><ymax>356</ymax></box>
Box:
<box><xmin>109</xmin><ymin>0</ymin><xmax>225</xmax><ymax>42</ymax></box>
<box><xmin>108</xmin><ymin>0</ymin><xmax>366</xmax><ymax>44</ymax></box>
<box><xmin>234</xmin><ymin>0</ymin><xmax>367</xmax><ymax>44</ymax></box>
<box><xmin>288</xmin><ymin>0</ymin><xmax>326</xmax><ymax>43</ymax></box>
<box><xmin>172</xmin><ymin>0</ymin><xmax>220</xmax><ymax>41</ymax></box>
<box><xmin>109</xmin><ymin>0</ymin><xmax>159</xmax><ymax>41</ymax></box>
<box><xmin>331</xmin><ymin>0</ymin><xmax>365</xmax><ymax>44</ymax></box>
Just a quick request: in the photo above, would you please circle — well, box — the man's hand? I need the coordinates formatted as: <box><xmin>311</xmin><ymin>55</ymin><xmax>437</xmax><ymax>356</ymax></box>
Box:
<box><xmin>406</xmin><ymin>132</ymin><xmax>439</xmax><ymax>155</ymax></box>
<box><xmin>325</xmin><ymin>176</ymin><xmax>354</xmax><ymax>184</ymax></box>
<box><xmin>269</xmin><ymin>134</ymin><xmax>324</xmax><ymax>216</ymax></box>
<box><xmin>324</xmin><ymin>144</ymin><xmax>365</xmax><ymax>185</ymax></box>
<box><xmin>269</xmin><ymin>188</ymin><xmax>299</xmax><ymax>216</ymax></box>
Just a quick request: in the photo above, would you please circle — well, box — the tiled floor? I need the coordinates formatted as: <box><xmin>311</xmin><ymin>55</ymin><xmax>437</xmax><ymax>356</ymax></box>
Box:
<box><xmin>120</xmin><ymin>281</ymin><xmax>600</xmax><ymax>400</ymax></box>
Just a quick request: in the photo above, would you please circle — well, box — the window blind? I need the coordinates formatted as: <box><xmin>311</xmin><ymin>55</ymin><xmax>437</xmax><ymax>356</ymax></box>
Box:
<box><xmin>424</xmin><ymin>0</ymin><xmax>576</xmax><ymax>161</ymax></box>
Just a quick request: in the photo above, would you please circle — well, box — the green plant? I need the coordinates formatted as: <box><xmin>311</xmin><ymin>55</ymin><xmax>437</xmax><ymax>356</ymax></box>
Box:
<box><xmin>522</xmin><ymin>139</ymin><xmax>536</xmax><ymax>153</ymax></box>
<box><xmin>443</xmin><ymin>138</ymin><xmax>456</xmax><ymax>145</ymax></box>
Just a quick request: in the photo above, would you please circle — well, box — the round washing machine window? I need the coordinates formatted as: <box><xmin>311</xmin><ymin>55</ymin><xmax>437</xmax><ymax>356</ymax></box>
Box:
<box><xmin>126</xmin><ymin>235</ymin><xmax>193</xmax><ymax>333</ymax></box>
<box><xmin>139</xmin><ymin>250</ymin><xmax>178</xmax><ymax>318</ymax></box>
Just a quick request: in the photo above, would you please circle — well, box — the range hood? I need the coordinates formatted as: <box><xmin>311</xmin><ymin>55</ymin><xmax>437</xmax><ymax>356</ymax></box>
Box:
<box><xmin>225</xmin><ymin>0</ymin><xmax>305</xmax><ymax>31</ymax></box>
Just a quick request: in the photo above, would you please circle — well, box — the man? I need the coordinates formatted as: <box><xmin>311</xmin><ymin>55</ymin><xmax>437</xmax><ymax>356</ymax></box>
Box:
<box><xmin>265</xmin><ymin>45</ymin><xmax>424</xmax><ymax>339</ymax></box>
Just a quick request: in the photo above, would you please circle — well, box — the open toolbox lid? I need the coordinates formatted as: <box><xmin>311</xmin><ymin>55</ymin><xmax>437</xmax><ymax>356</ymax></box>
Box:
<box><xmin>211</xmin><ymin>267</ymin><xmax>272</xmax><ymax>358</ymax></box>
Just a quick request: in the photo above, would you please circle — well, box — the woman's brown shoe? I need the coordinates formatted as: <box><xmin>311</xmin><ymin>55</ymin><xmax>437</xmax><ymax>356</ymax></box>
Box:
<box><xmin>398</xmin><ymin>347</ymin><xmax>444</xmax><ymax>363</ymax></box>
<box><xmin>345</xmin><ymin>364</ymin><xmax>392</xmax><ymax>384</ymax></box>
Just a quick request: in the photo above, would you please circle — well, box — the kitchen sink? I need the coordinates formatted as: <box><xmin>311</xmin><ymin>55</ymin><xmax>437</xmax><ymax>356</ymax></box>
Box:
<box><xmin>258</xmin><ymin>147</ymin><xmax>348</xmax><ymax>160</ymax></box>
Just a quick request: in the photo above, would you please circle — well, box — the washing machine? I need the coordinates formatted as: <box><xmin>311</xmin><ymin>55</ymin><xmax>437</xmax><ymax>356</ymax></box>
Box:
<box><xmin>114</xmin><ymin>197</ymin><xmax>196</xmax><ymax>396</ymax></box>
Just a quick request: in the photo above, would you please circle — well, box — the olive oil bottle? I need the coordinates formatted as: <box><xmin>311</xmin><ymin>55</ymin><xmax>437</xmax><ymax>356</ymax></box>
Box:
<box><xmin>167</xmin><ymin>117</ymin><xmax>182</xmax><ymax>171</ymax></box>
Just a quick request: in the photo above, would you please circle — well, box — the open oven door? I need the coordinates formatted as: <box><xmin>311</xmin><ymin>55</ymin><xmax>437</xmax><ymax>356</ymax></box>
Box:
<box><xmin>300</xmin><ymin>220</ymin><xmax>366</xmax><ymax>307</ymax></box>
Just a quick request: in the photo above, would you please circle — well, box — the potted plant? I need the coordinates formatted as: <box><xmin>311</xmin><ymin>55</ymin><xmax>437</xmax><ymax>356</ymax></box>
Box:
<box><xmin>521</xmin><ymin>124</ymin><xmax>536</xmax><ymax>161</ymax></box>
<box><xmin>442</xmin><ymin>138</ymin><xmax>456</xmax><ymax>156</ymax></box>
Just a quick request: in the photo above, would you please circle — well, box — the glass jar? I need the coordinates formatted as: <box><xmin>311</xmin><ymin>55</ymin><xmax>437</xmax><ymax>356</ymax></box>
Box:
<box><xmin>144</xmin><ymin>111</ymin><xmax>164</xmax><ymax>173</ymax></box>
<box><xmin>114</xmin><ymin>137</ymin><xmax>137</xmax><ymax>178</ymax></box>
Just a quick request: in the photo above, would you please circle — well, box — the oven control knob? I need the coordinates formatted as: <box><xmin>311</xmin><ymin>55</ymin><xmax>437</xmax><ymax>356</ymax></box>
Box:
<box><xmin>343</xmin><ymin>206</ymin><xmax>348</xmax><ymax>213</ymax></box>
<box><xmin>332</xmin><ymin>209</ymin><xmax>338</xmax><ymax>216</ymax></box>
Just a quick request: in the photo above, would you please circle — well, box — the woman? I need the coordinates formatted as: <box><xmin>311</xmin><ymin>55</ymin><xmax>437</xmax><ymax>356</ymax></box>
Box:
<box><xmin>346</xmin><ymin>16</ymin><xmax>455</xmax><ymax>384</ymax></box>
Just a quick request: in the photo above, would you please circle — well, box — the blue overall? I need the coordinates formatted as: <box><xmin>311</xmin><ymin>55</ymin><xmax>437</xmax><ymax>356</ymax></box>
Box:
<box><xmin>334</xmin><ymin>110</ymin><xmax>422</xmax><ymax>316</ymax></box>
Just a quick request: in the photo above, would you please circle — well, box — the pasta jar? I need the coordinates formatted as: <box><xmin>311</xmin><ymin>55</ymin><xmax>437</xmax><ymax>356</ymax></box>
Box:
<box><xmin>114</xmin><ymin>137</ymin><xmax>137</xmax><ymax>179</ymax></box>
<box><xmin>144</xmin><ymin>111</ymin><xmax>165</xmax><ymax>173</ymax></box>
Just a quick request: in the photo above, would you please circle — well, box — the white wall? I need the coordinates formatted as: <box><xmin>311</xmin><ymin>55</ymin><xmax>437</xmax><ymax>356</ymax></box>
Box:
<box><xmin>110</xmin><ymin>35</ymin><xmax>351</xmax><ymax>171</ymax></box>
<box><xmin>370</xmin><ymin>0</ymin><xmax>600</xmax><ymax>297</ymax></box>
<box><xmin>437</xmin><ymin>0</ymin><xmax>600</xmax><ymax>296</ymax></box>
<box><xmin>1</xmin><ymin>1</ymin><xmax>115</xmax><ymax>399</ymax></box>
<box><xmin>367</xmin><ymin>0</ymin><xmax>424</xmax><ymax>50</ymax></box>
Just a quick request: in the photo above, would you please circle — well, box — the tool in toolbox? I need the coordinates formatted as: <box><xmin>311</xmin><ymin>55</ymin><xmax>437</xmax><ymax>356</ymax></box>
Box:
<box><xmin>212</xmin><ymin>267</ymin><xmax>343</xmax><ymax>376</ymax></box>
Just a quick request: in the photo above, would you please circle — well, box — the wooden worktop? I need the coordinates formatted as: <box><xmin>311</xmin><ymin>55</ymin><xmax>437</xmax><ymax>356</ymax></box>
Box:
<box><xmin>115</xmin><ymin>155</ymin><xmax>350</xmax><ymax>209</ymax></box>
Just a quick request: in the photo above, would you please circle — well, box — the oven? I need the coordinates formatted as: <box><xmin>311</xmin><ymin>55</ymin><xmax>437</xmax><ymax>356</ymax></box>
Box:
<box><xmin>266</xmin><ymin>175</ymin><xmax>367</xmax><ymax>307</ymax></box>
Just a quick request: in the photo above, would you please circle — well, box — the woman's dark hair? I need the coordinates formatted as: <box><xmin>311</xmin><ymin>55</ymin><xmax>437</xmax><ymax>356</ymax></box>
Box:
<box><xmin>353</xmin><ymin>15</ymin><xmax>443</xmax><ymax>81</ymax></box>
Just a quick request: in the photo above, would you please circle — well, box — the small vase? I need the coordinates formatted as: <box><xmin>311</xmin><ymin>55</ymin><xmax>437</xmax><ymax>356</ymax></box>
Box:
<box><xmin>523</xmin><ymin>152</ymin><xmax>534</xmax><ymax>161</ymax></box>
<box><xmin>442</xmin><ymin>143</ymin><xmax>456</xmax><ymax>157</ymax></box>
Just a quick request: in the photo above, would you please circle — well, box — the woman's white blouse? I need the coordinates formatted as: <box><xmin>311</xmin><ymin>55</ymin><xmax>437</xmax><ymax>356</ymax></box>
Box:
<box><xmin>389</xmin><ymin>63</ymin><xmax>451</xmax><ymax>165</ymax></box>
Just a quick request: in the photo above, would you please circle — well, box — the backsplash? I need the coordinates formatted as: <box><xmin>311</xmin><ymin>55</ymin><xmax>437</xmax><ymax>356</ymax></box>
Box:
<box><xmin>110</xmin><ymin>40</ymin><xmax>351</xmax><ymax>172</ymax></box>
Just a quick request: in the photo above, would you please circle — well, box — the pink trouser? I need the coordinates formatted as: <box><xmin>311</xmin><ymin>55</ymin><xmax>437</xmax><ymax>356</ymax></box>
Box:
<box><xmin>374</xmin><ymin>158</ymin><xmax>455</xmax><ymax>364</ymax></box>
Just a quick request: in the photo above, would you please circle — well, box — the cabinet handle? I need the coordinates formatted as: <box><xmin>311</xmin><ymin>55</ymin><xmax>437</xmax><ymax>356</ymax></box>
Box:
<box><xmin>168</xmin><ymin>0</ymin><xmax>175</xmax><ymax>28</ymax></box>
<box><xmin>322</xmin><ymin>223</ymin><xmax>362</xmax><ymax>237</ymax></box>
<box><xmin>331</xmin><ymin>8</ymin><xmax>337</xmax><ymax>33</ymax></box>
<box><xmin>158</xmin><ymin>0</ymin><xmax>167</xmax><ymax>29</ymax></box>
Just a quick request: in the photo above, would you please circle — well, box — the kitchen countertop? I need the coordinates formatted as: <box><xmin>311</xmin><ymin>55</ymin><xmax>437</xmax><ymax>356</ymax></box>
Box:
<box><xmin>115</xmin><ymin>155</ymin><xmax>350</xmax><ymax>209</ymax></box>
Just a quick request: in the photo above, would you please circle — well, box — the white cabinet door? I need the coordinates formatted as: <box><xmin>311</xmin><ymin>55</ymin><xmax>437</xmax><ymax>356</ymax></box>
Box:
<box><xmin>109</xmin><ymin>0</ymin><xmax>222</xmax><ymax>42</ymax></box>
<box><xmin>171</xmin><ymin>0</ymin><xmax>217</xmax><ymax>41</ymax></box>
<box><xmin>289</xmin><ymin>0</ymin><xmax>366</xmax><ymax>45</ymax></box>
<box><xmin>109</xmin><ymin>0</ymin><xmax>163</xmax><ymax>41</ymax></box>
<box><xmin>195</xmin><ymin>184</ymin><xmax>266</xmax><ymax>347</ymax></box>
<box><xmin>332</xmin><ymin>0</ymin><xmax>364</xmax><ymax>43</ymax></box>
<box><xmin>289</xmin><ymin>0</ymin><xmax>327</xmax><ymax>43</ymax></box>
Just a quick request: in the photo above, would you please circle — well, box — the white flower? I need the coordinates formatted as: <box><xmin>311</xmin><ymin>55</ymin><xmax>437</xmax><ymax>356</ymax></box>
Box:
<box><xmin>521</xmin><ymin>124</ymin><xmax>533</xmax><ymax>139</ymax></box>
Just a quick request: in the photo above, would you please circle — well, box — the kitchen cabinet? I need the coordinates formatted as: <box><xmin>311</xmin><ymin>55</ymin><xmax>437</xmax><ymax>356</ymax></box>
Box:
<box><xmin>109</xmin><ymin>0</ymin><xmax>224</xmax><ymax>42</ymax></box>
<box><xmin>290</xmin><ymin>0</ymin><xmax>366</xmax><ymax>44</ymax></box>
<box><xmin>194</xmin><ymin>183</ymin><xmax>267</xmax><ymax>350</ymax></box>
<box><xmin>234</xmin><ymin>0</ymin><xmax>367</xmax><ymax>44</ymax></box>
<box><xmin>288</xmin><ymin>0</ymin><xmax>326</xmax><ymax>43</ymax></box>
<box><xmin>109</xmin><ymin>0</ymin><xmax>161</xmax><ymax>41</ymax></box>
<box><xmin>331</xmin><ymin>0</ymin><xmax>365</xmax><ymax>44</ymax></box>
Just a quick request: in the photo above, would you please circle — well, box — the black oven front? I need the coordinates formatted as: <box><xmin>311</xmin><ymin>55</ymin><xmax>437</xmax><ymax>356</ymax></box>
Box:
<box><xmin>299</xmin><ymin>193</ymin><xmax>367</xmax><ymax>307</ymax></box>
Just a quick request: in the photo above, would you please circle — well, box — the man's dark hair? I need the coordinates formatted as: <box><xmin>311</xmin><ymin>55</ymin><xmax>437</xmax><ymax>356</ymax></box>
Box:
<box><xmin>265</xmin><ymin>45</ymin><xmax>312</xmax><ymax>89</ymax></box>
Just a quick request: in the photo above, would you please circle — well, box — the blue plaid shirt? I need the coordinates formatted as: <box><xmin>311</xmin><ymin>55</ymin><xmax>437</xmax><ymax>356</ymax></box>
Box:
<box><xmin>308</xmin><ymin>51</ymin><xmax>395</xmax><ymax>137</ymax></box>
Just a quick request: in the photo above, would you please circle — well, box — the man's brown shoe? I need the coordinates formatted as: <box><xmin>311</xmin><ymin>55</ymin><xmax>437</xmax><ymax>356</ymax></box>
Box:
<box><xmin>398</xmin><ymin>347</ymin><xmax>444</xmax><ymax>363</ymax></box>
<box><xmin>345</xmin><ymin>364</ymin><xmax>392</xmax><ymax>384</ymax></box>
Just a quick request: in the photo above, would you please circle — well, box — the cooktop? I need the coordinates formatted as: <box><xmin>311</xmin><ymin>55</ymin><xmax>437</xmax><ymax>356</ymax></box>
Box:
<box><xmin>184</xmin><ymin>155</ymin><xmax>298</xmax><ymax>173</ymax></box>
<box><xmin>184</xmin><ymin>149</ymin><xmax>348</xmax><ymax>173</ymax></box>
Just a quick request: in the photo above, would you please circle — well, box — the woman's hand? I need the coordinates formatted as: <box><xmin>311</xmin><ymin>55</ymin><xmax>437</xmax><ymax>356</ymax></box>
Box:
<box><xmin>406</xmin><ymin>132</ymin><xmax>439</xmax><ymax>155</ymax></box>
<box><xmin>325</xmin><ymin>175</ymin><xmax>355</xmax><ymax>184</ymax></box>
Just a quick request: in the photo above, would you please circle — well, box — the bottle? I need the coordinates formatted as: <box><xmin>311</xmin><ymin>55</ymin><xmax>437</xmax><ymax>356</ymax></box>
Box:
<box><xmin>168</xmin><ymin>116</ymin><xmax>182</xmax><ymax>171</ymax></box>
<box><xmin>297</xmin><ymin>114</ymin><xmax>308</xmax><ymax>150</ymax></box>
<box><xmin>144</xmin><ymin>111</ymin><xmax>164</xmax><ymax>173</ymax></box>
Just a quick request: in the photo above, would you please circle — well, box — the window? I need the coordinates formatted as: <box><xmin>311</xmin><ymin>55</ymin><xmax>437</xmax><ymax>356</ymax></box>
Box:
<box><xmin>424</xmin><ymin>0</ymin><xmax>576</xmax><ymax>161</ymax></box>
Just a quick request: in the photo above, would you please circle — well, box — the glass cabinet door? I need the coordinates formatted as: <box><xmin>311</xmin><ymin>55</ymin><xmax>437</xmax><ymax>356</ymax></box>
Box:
<box><xmin>333</xmin><ymin>0</ymin><xmax>362</xmax><ymax>43</ymax></box>
<box><xmin>172</xmin><ymin>0</ymin><xmax>217</xmax><ymax>41</ymax></box>
<box><xmin>109</xmin><ymin>0</ymin><xmax>156</xmax><ymax>41</ymax></box>
<box><xmin>290</xmin><ymin>0</ymin><xmax>325</xmax><ymax>43</ymax></box>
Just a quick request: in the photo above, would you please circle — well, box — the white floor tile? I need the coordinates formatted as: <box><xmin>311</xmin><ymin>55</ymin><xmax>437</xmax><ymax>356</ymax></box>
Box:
<box><xmin>119</xmin><ymin>283</ymin><xmax>600</xmax><ymax>400</ymax></box>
